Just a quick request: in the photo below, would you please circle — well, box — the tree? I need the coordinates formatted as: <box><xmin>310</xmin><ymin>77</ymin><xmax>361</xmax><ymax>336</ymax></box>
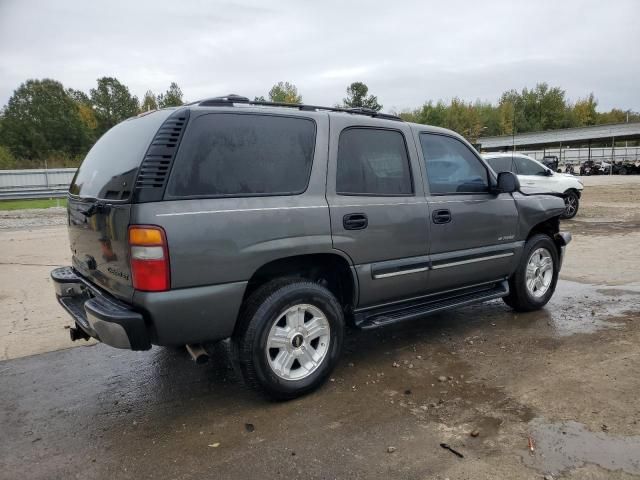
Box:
<box><xmin>90</xmin><ymin>77</ymin><xmax>139</xmax><ymax>135</ymax></box>
<box><xmin>343</xmin><ymin>82</ymin><xmax>382</xmax><ymax>111</ymax></box>
<box><xmin>141</xmin><ymin>90</ymin><xmax>158</xmax><ymax>112</ymax></box>
<box><xmin>0</xmin><ymin>145</ymin><xmax>16</xmax><ymax>169</ymax></box>
<box><xmin>570</xmin><ymin>93</ymin><xmax>598</xmax><ymax>127</ymax></box>
<box><xmin>268</xmin><ymin>82</ymin><xmax>302</xmax><ymax>103</ymax></box>
<box><xmin>254</xmin><ymin>95</ymin><xmax>267</xmax><ymax>102</ymax></box>
<box><xmin>68</xmin><ymin>87</ymin><xmax>98</xmax><ymax>142</ymax></box>
<box><xmin>157</xmin><ymin>82</ymin><xmax>183</xmax><ymax>108</ymax></box>
<box><xmin>0</xmin><ymin>79</ymin><xmax>90</xmax><ymax>161</ymax></box>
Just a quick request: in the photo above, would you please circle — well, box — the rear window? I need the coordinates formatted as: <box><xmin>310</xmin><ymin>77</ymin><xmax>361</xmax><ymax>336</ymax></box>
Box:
<box><xmin>70</xmin><ymin>110</ymin><xmax>172</xmax><ymax>200</ymax></box>
<box><xmin>166</xmin><ymin>113</ymin><xmax>316</xmax><ymax>198</ymax></box>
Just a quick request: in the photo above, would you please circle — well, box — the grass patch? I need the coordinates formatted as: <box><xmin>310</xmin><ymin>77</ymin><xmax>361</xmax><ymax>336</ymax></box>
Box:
<box><xmin>0</xmin><ymin>198</ymin><xmax>67</xmax><ymax>211</ymax></box>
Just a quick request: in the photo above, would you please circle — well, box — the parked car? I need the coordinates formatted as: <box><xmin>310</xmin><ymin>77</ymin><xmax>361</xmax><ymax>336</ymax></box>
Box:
<box><xmin>482</xmin><ymin>153</ymin><xmax>584</xmax><ymax>219</ymax></box>
<box><xmin>580</xmin><ymin>160</ymin><xmax>610</xmax><ymax>176</ymax></box>
<box><xmin>51</xmin><ymin>96</ymin><xmax>571</xmax><ymax>399</ymax></box>
<box><xmin>541</xmin><ymin>155</ymin><xmax>560</xmax><ymax>172</ymax></box>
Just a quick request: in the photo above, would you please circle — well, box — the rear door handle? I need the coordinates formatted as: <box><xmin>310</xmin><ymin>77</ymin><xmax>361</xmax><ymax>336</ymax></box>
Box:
<box><xmin>343</xmin><ymin>213</ymin><xmax>368</xmax><ymax>230</ymax></box>
<box><xmin>432</xmin><ymin>209</ymin><xmax>451</xmax><ymax>224</ymax></box>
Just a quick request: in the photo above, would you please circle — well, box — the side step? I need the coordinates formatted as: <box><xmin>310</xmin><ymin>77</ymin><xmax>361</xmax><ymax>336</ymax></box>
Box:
<box><xmin>355</xmin><ymin>281</ymin><xmax>509</xmax><ymax>330</ymax></box>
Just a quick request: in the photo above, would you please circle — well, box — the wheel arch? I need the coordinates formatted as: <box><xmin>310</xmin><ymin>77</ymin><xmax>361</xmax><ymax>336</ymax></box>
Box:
<box><xmin>526</xmin><ymin>217</ymin><xmax>565</xmax><ymax>257</ymax></box>
<box><xmin>243</xmin><ymin>252</ymin><xmax>358</xmax><ymax>314</ymax></box>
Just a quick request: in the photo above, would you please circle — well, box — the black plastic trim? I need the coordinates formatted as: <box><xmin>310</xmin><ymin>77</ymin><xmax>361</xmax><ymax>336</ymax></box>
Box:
<box><xmin>133</xmin><ymin>108</ymin><xmax>190</xmax><ymax>203</ymax></box>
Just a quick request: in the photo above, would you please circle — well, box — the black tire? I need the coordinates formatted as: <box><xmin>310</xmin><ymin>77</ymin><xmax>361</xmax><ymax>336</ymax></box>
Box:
<box><xmin>560</xmin><ymin>191</ymin><xmax>579</xmax><ymax>219</ymax></box>
<box><xmin>503</xmin><ymin>234</ymin><xmax>559</xmax><ymax>312</ymax></box>
<box><xmin>232</xmin><ymin>278</ymin><xmax>344</xmax><ymax>400</ymax></box>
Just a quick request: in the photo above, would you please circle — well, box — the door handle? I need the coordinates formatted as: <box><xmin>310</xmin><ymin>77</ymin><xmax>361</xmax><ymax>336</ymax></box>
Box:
<box><xmin>432</xmin><ymin>209</ymin><xmax>451</xmax><ymax>224</ymax></box>
<box><xmin>343</xmin><ymin>213</ymin><xmax>368</xmax><ymax>230</ymax></box>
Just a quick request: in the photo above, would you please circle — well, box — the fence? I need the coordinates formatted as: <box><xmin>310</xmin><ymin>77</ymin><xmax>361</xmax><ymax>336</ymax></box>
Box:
<box><xmin>518</xmin><ymin>145</ymin><xmax>640</xmax><ymax>165</ymax></box>
<box><xmin>0</xmin><ymin>168</ymin><xmax>77</xmax><ymax>200</ymax></box>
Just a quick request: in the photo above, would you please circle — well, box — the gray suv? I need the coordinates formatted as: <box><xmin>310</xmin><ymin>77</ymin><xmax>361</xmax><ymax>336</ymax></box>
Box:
<box><xmin>51</xmin><ymin>95</ymin><xmax>571</xmax><ymax>399</ymax></box>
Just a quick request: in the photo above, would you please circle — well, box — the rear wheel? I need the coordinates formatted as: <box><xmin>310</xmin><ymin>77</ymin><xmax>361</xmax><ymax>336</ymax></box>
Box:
<box><xmin>561</xmin><ymin>191</ymin><xmax>579</xmax><ymax>219</ymax></box>
<box><xmin>503</xmin><ymin>234</ymin><xmax>559</xmax><ymax>312</ymax></box>
<box><xmin>232</xmin><ymin>279</ymin><xmax>344</xmax><ymax>400</ymax></box>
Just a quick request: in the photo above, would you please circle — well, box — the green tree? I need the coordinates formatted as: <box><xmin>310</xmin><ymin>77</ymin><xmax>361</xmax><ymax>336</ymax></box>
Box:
<box><xmin>268</xmin><ymin>82</ymin><xmax>302</xmax><ymax>103</ymax></box>
<box><xmin>570</xmin><ymin>93</ymin><xmax>598</xmax><ymax>127</ymax></box>
<box><xmin>141</xmin><ymin>90</ymin><xmax>158</xmax><ymax>111</ymax></box>
<box><xmin>254</xmin><ymin>95</ymin><xmax>267</xmax><ymax>102</ymax></box>
<box><xmin>343</xmin><ymin>82</ymin><xmax>382</xmax><ymax>111</ymax></box>
<box><xmin>0</xmin><ymin>79</ymin><xmax>90</xmax><ymax>161</ymax></box>
<box><xmin>157</xmin><ymin>82</ymin><xmax>183</xmax><ymax>108</ymax></box>
<box><xmin>0</xmin><ymin>145</ymin><xmax>16</xmax><ymax>169</ymax></box>
<box><xmin>67</xmin><ymin>88</ymin><xmax>91</xmax><ymax>105</ymax></box>
<box><xmin>68</xmin><ymin>87</ymin><xmax>98</xmax><ymax>143</ymax></box>
<box><xmin>90</xmin><ymin>77</ymin><xmax>139</xmax><ymax>135</ymax></box>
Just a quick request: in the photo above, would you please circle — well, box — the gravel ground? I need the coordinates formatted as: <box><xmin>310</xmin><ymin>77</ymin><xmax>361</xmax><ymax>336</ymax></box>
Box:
<box><xmin>0</xmin><ymin>207</ymin><xmax>67</xmax><ymax>229</ymax></box>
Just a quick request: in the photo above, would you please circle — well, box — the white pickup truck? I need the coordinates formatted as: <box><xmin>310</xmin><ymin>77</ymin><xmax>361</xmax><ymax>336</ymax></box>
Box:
<box><xmin>483</xmin><ymin>153</ymin><xmax>584</xmax><ymax>219</ymax></box>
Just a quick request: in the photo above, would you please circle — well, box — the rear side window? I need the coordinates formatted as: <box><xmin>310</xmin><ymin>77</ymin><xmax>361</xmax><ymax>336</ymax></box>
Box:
<box><xmin>485</xmin><ymin>156</ymin><xmax>514</xmax><ymax>174</ymax></box>
<box><xmin>166</xmin><ymin>113</ymin><xmax>315</xmax><ymax>198</ymax></box>
<box><xmin>336</xmin><ymin>128</ymin><xmax>413</xmax><ymax>195</ymax></box>
<box><xmin>420</xmin><ymin>134</ymin><xmax>489</xmax><ymax>194</ymax></box>
<box><xmin>70</xmin><ymin>110</ymin><xmax>173</xmax><ymax>200</ymax></box>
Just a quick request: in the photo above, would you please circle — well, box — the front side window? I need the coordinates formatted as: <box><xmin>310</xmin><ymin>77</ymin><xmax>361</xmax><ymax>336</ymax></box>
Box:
<box><xmin>514</xmin><ymin>157</ymin><xmax>547</xmax><ymax>176</ymax></box>
<box><xmin>166</xmin><ymin>113</ymin><xmax>316</xmax><ymax>198</ymax></box>
<box><xmin>485</xmin><ymin>156</ymin><xmax>514</xmax><ymax>174</ymax></box>
<box><xmin>336</xmin><ymin>128</ymin><xmax>413</xmax><ymax>195</ymax></box>
<box><xmin>420</xmin><ymin>134</ymin><xmax>489</xmax><ymax>194</ymax></box>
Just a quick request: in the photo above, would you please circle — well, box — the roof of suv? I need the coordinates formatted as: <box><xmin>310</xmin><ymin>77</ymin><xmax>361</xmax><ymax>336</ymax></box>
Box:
<box><xmin>181</xmin><ymin>94</ymin><xmax>462</xmax><ymax>138</ymax></box>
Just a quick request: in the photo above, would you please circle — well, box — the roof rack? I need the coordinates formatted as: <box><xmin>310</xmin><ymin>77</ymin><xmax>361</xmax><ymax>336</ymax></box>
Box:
<box><xmin>195</xmin><ymin>94</ymin><xmax>403</xmax><ymax>121</ymax></box>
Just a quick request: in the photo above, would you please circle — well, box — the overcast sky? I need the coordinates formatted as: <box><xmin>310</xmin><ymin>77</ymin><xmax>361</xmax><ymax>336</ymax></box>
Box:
<box><xmin>1</xmin><ymin>0</ymin><xmax>639</xmax><ymax>113</ymax></box>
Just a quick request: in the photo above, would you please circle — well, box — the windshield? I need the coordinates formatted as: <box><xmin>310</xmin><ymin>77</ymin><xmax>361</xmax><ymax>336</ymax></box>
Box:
<box><xmin>69</xmin><ymin>110</ymin><xmax>173</xmax><ymax>200</ymax></box>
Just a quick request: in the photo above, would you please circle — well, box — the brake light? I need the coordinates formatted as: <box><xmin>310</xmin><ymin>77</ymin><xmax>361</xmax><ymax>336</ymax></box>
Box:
<box><xmin>128</xmin><ymin>225</ymin><xmax>170</xmax><ymax>291</ymax></box>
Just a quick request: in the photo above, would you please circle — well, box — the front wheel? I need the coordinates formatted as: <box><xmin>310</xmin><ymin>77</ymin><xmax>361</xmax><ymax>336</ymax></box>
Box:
<box><xmin>232</xmin><ymin>279</ymin><xmax>344</xmax><ymax>400</ymax></box>
<box><xmin>561</xmin><ymin>191</ymin><xmax>579</xmax><ymax>219</ymax></box>
<box><xmin>503</xmin><ymin>234</ymin><xmax>559</xmax><ymax>312</ymax></box>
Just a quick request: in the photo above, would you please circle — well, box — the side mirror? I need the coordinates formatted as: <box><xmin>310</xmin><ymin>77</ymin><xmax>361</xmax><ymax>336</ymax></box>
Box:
<box><xmin>546</xmin><ymin>169</ymin><xmax>554</xmax><ymax>176</ymax></box>
<box><xmin>495</xmin><ymin>171</ymin><xmax>520</xmax><ymax>194</ymax></box>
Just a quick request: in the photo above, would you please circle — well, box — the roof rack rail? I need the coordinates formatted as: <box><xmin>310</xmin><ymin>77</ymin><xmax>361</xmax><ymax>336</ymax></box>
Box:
<box><xmin>195</xmin><ymin>95</ymin><xmax>403</xmax><ymax>121</ymax></box>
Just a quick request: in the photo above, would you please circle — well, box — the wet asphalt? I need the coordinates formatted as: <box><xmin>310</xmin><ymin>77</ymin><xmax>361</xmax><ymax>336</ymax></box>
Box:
<box><xmin>1</xmin><ymin>280</ymin><xmax>640</xmax><ymax>480</ymax></box>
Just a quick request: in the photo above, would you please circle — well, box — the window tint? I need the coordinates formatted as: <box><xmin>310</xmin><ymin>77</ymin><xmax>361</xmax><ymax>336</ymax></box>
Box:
<box><xmin>70</xmin><ymin>110</ymin><xmax>173</xmax><ymax>200</ymax></box>
<box><xmin>485</xmin><ymin>156</ymin><xmax>514</xmax><ymax>174</ymax></box>
<box><xmin>167</xmin><ymin>114</ymin><xmax>315</xmax><ymax>197</ymax></box>
<box><xmin>420</xmin><ymin>134</ymin><xmax>489</xmax><ymax>194</ymax></box>
<box><xmin>514</xmin><ymin>157</ymin><xmax>547</xmax><ymax>176</ymax></box>
<box><xmin>336</xmin><ymin>128</ymin><xmax>413</xmax><ymax>195</ymax></box>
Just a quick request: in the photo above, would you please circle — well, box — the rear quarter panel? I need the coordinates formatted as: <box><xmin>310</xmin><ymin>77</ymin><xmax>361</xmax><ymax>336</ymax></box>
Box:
<box><xmin>131</xmin><ymin>112</ymin><xmax>337</xmax><ymax>289</ymax></box>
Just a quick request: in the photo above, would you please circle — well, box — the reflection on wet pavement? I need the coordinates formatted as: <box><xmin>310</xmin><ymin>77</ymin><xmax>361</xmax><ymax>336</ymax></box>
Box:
<box><xmin>525</xmin><ymin>419</ymin><xmax>640</xmax><ymax>476</ymax></box>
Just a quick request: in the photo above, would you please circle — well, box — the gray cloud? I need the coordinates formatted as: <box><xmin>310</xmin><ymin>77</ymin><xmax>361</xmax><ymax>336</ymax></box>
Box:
<box><xmin>1</xmin><ymin>0</ymin><xmax>638</xmax><ymax>112</ymax></box>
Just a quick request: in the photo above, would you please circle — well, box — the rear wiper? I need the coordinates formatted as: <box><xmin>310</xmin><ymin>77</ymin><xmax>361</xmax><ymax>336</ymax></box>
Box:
<box><xmin>81</xmin><ymin>201</ymin><xmax>111</xmax><ymax>217</ymax></box>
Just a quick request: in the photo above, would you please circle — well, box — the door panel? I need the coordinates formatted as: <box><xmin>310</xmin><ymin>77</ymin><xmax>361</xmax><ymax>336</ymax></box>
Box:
<box><xmin>416</xmin><ymin>130</ymin><xmax>520</xmax><ymax>292</ymax></box>
<box><xmin>427</xmin><ymin>195</ymin><xmax>520</xmax><ymax>291</ymax></box>
<box><xmin>326</xmin><ymin>116</ymin><xmax>430</xmax><ymax>307</ymax></box>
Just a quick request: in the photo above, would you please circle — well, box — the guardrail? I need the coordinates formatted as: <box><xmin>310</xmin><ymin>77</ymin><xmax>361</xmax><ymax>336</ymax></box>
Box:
<box><xmin>0</xmin><ymin>168</ymin><xmax>76</xmax><ymax>200</ymax></box>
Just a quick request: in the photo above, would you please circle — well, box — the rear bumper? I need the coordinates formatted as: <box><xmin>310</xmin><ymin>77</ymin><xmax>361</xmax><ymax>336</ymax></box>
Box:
<box><xmin>51</xmin><ymin>266</ymin><xmax>247</xmax><ymax>349</ymax></box>
<box><xmin>52</xmin><ymin>267</ymin><xmax>151</xmax><ymax>350</ymax></box>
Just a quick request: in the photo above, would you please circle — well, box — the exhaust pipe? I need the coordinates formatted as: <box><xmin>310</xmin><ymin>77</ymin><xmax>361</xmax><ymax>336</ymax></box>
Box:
<box><xmin>186</xmin><ymin>344</ymin><xmax>209</xmax><ymax>364</ymax></box>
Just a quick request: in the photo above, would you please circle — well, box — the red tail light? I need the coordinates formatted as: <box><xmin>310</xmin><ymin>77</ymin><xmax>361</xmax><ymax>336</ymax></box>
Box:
<box><xmin>128</xmin><ymin>225</ymin><xmax>170</xmax><ymax>291</ymax></box>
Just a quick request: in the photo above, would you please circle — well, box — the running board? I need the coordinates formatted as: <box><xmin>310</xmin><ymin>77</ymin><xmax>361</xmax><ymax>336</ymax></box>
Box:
<box><xmin>354</xmin><ymin>280</ymin><xmax>509</xmax><ymax>330</ymax></box>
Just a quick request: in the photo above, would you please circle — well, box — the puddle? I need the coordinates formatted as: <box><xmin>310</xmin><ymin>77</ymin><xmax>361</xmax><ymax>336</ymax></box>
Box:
<box><xmin>524</xmin><ymin>419</ymin><xmax>640</xmax><ymax>476</ymax></box>
<box><xmin>541</xmin><ymin>280</ymin><xmax>640</xmax><ymax>336</ymax></box>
